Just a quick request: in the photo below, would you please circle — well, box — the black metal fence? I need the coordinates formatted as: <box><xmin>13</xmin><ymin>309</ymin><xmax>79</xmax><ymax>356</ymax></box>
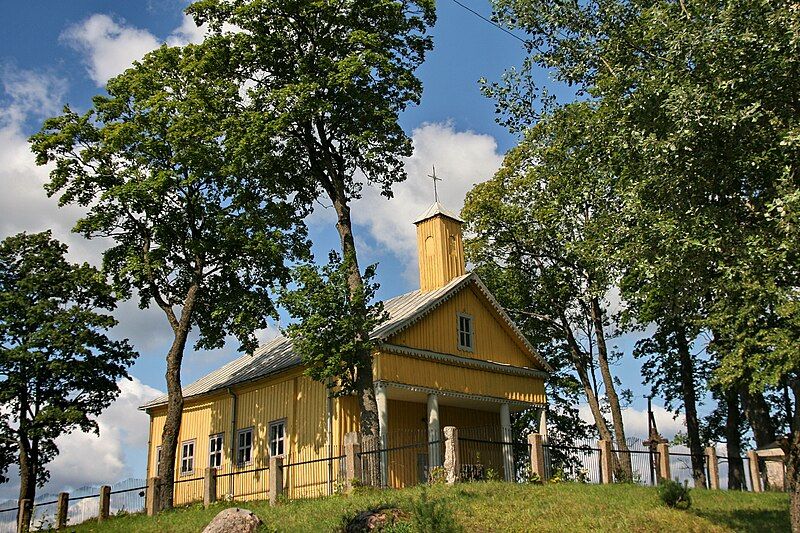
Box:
<box><xmin>0</xmin><ymin>505</ymin><xmax>16</xmax><ymax>533</ymax></box>
<box><xmin>359</xmin><ymin>428</ymin><xmax>444</xmax><ymax>488</ymax></box>
<box><xmin>216</xmin><ymin>465</ymin><xmax>270</xmax><ymax>502</ymax></box>
<box><xmin>283</xmin><ymin>446</ymin><xmax>345</xmax><ymax>499</ymax></box>
<box><xmin>543</xmin><ymin>440</ymin><xmax>603</xmax><ymax>483</ymax></box>
<box><xmin>459</xmin><ymin>426</ymin><xmax>513</xmax><ymax>481</ymax></box>
<box><xmin>610</xmin><ymin>447</ymin><xmax>660</xmax><ymax>486</ymax></box>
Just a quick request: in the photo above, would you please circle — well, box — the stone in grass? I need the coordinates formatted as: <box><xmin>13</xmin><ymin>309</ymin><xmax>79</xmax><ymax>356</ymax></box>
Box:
<box><xmin>203</xmin><ymin>507</ymin><xmax>262</xmax><ymax>533</ymax></box>
<box><xmin>344</xmin><ymin>506</ymin><xmax>407</xmax><ymax>532</ymax></box>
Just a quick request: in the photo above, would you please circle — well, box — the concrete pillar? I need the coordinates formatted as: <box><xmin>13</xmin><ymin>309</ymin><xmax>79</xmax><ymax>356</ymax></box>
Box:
<box><xmin>598</xmin><ymin>439</ymin><xmax>613</xmax><ymax>484</ymax></box>
<box><xmin>98</xmin><ymin>485</ymin><xmax>111</xmax><ymax>522</ymax></box>
<box><xmin>56</xmin><ymin>492</ymin><xmax>69</xmax><ymax>529</ymax></box>
<box><xmin>427</xmin><ymin>393</ymin><xmax>441</xmax><ymax>469</ymax></box>
<box><xmin>269</xmin><ymin>456</ymin><xmax>284</xmax><ymax>506</ymax></box>
<box><xmin>747</xmin><ymin>450</ymin><xmax>762</xmax><ymax>493</ymax></box>
<box><xmin>145</xmin><ymin>477</ymin><xmax>161</xmax><ymax>516</ymax></box>
<box><xmin>538</xmin><ymin>408</ymin><xmax>548</xmax><ymax>439</ymax></box>
<box><xmin>344</xmin><ymin>432</ymin><xmax>362</xmax><ymax>492</ymax></box>
<box><xmin>706</xmin><ymin>447</ymin><xmax>720</xmax><ymax>490</ymax></box>
<box><xmin>657</xmin><ymin>443</ymin><xmax>671</xmax><ymax>481</ymax></box>
<box><xmin>528</xmin><ymin>433</ymin><xmax>545</xmax><ymax>481</ymax></box>
<box><xmin>17</xmin><ymin>499</ymin><xmax>31</xmax><ymax>533</ymax></box>
<box><xmin>375</xmin><ymin>382</ymin><xmax>389</xmax><ymax>486</ymax></box>
<box><xmin>203</xmin><ymin>467</ymin><xmax>217</xmax><ymax>507</ymax></box>
<box><xmin>500</xmin><ymin>403</ymin><xmax>514</xmax><ymax>482</ymax></box>
<box><xmin>443</xmin><ymin>426</ymin><xmax>460</xmax><ymax>484</ymax></box>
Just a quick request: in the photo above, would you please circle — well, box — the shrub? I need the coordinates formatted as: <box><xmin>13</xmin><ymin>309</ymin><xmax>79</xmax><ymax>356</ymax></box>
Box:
<box><xmin>657</xmin><ymin>479</ymin><xmax>692</xmax><ymax>509</ymax></box>
<box><xmin>409</xmin><ymin>489</ymin><xmax>462</xmax><ymax>533</ymax></box>
<box><xmin>428</xmin><ymin>466</ymin><xmax>447</xmax><ymax>484</ymax></box>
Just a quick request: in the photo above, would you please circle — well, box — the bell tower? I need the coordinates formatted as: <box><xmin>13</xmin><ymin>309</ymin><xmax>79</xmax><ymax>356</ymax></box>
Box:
<box><xmin>414</xmin><ymin>202</ymin><xmax>466</xmax><ymax>292</ymax></box>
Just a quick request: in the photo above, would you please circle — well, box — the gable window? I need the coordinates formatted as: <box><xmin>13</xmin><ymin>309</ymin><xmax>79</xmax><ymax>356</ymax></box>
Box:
<box><xmin>457</xmin><ymin>313</ymin><xmax>473</xmax><ymax>352</ymax></box>
<box><xmin>209</xmin><ymin>433</ymin><xmax>224</xmax><ymax>469</ymax></box>
<box><xmin>180</xmin><ymin>440</ymin><xmax>195</xmax><ymax>475</ymax></box>
<box><xmin>237</xmin><ymin>428</ymin><xmax>253</xmax><ymax>466</ymax></box>
<box><xmin>269</xmin><ymin>420</ymin><xmax>286</xmax><ymax>457</ymax></box>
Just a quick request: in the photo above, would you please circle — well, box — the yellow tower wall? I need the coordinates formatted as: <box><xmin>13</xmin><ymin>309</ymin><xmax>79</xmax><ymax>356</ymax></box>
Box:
<box><xmin>416</xmin><ymin>215</ymin><xmax>466</xmax><ymax>292</ymax></box>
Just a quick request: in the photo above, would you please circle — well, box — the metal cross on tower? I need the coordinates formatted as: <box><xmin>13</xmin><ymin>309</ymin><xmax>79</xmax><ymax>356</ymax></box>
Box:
<box><xmin>428</xmin><ymin>166</ymin><xmax>441</xmax><ymax>202</ymax></box>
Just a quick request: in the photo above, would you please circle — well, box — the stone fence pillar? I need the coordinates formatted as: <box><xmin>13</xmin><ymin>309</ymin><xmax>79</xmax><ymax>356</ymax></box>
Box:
<box><xmin>747</xmin><ymin>450</ymin><xmax>762</xmax><ymax>493</ymax></box>
<box><xmin>145</xmin><ymin>477</ymin><xmax>161</xmax><ymax>516</ymax></box>
<box><xmin>344</xmin><ymin>432</ymin><xmax>362</xmax><ymax>492</ymax></box>
<box><xmin>657</xmin><ymin>442</ymin><xmax>671</xmax><ymax>481</ymax></box>
<box><xmin>706</xmin><ymin>447</ymin><xmax>720</xmax><ymax>490</ymax></box>
<box><xmin>204</xmin><ymin>467</ymin><xmax>217</xmax><ymax>508</ymax></box>
<box><xmin>98</xmin><ymin>485</ymin><xmax>111</xmax><ymax>522</ymax></box>
<box><xmin>269</xmin><ymin>456</ymin><xmax>284</xmax><ymax>506</ymax></box>
<box><xmin>56</xmin><ymin>492</ymin><xmax>69</xmax><ymax>530</ymax></box>
<box><xmin>598</xmin><ymin>440</ymin><xmax>613</xmax><ymax>484</ymax></box>
<box><xmin>528</xmin><ymin>433</ymin><xmax>545</xmax><ymax>481</ymax></box>
<box><xmin>443</xmin><ymin>426</ymin><xmax>460</xmax><ymax>484</ymax></box>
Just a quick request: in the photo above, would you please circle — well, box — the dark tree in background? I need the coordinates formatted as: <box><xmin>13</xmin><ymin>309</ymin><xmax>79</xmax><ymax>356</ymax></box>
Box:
<box><xmin>0</xmin><ymin>231</ymin><xmax>137</xmax><ymax>531</ymax></box>
<box><xmin>30</xmin><ymin>44</ymin><xmax>309</xmax><ymax>510</ymax></box>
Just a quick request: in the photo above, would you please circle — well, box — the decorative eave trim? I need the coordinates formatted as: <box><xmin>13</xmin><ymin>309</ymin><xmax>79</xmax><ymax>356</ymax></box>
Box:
<box><xmin>379</xmin><ymin>343</ymin><xmax>549</xmax><ymax>379</ymax></box>
<box><xmin>375</xmin><ymin>380</ymin><xmax>545</xmax><ymax>410</ymax></box>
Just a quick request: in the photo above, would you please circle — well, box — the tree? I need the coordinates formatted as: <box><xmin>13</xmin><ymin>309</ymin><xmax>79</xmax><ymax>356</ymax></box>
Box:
<box><xmin>0</xmin><ymin>231</ymin><xmax>136</xmax><ymax>531</ymax></box>
<box><xmin>188</xmin><ymin>0</ymin><xmax>436</xmax><ymax>446</ymax></box>
<box><xmin>489</xmin><ymin>0</ymin><xmax>798</xmax><ymax>524</ymax></box>
<box><xmin>463</xmin><ymin>102</ymin><xmax>633</xmax><ymax>480</ymax></box>
<box><xmin>30</xmin><ymin>44</ymin><xmax>309</xmax><ymax>509</ymax></box>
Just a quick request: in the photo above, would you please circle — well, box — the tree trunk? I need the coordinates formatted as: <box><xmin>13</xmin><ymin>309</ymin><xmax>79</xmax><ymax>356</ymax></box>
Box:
<box><xmin>724</xmin><ymin>388</ymin><xmax>745</xmax><ymax>490</ymax></box>
<box><xmin>675</xmin><ymin>325</ymin><xmax>706</xmax><ymax>488</ymax></box>
<box><xmin>741</xmin><ymin>387</ymin><xmax>777</xmax><ymax>448</ymax></box>
<box><xmin>157</xmin><ymin>285</ymin><xmax>198</xmax><ymax>510</ymax></box>
<box><xmin>590</xmin><ymin>297</ymin><xmax>632</xmax><ymax>481</ymax></box>
<box><xmin>17</xmin><ymin>433</ymin><xmax>36</xmax><ymax>533</ymax></box>
<box><xmin>331</xmin><ymin>191</ymin><xmax>380</xmax><ymax>484</ymax></box>
<box><xmin>786</xmin><ymin>382</ymin><xmax>800</xmax><ymax>532</ymax></box>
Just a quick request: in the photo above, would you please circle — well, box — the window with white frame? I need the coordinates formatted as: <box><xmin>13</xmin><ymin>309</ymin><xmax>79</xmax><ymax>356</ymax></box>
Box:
<box><xmin>269</xmin><ymin>420</ymin><xmax>286</xmax><ymax>457</ymax></box>
<box><xmin>180</xmin><ymin>440</ymin><xmax>195</xmax><ymax>475</ymax></box>
<box><xmin>237</xmin><ymin>428</ymin><xmax>253</xmax><ymax>466</ymax></box>
<box><xmin>457</xmin><ymin>313</ymin><xmax>473</xmax><ymax>351</ymax></box>
<box><xmin>209</xmin><ymin>433</ymin><xmax>224</xmax><ymax>469</ymax></box>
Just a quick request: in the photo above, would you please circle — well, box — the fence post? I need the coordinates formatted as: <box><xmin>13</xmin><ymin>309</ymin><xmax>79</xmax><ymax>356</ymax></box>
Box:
<box><xmin>747</xmin><ymin>450</ymin><xmax>762</xmax><ymax>493</ymax></box>
<box><xmin>145</xmin><ymin>477</ymin><xmax>161</xmax><ymax>516</ymax></box>
<box><xmin>17</xmin><ymin>498</ymin><xmax>31</xmax><ymax>533</ymax></box>
<box><xmin>269</xmin><ymin>456</ymin><xmax>284</xmax><ymax>506</ymax></box>
<box><xmin>98</xmin><ymin>485</ymin><xmax>111</xmax><ymax>522</ymax></box>
<box><xmin>443</xmin><ymin>426</ymin><xmax>460</xmax><ymax>484</ymax></box>
<box><xmin>204</xmin><ymin>467</ymin><xmax>217</xmax><ymax>508</ymax></box>
<box><xmin>528</xmin><ymin>433</ymin><xmax>545</xmax><ymax>481</ymax></box>
<box><xmin>598</xmin><ymin>440</ymin><xmax>613</xmax><ymax>484</ymax></box>
<box><xmin>344</xmin><ymin>432</ymin><xmax>362</xmax><ymax>492</ymax></box>
<box><xmin>705</xmin><ymin>447</ymin><xmax>720</xmax><ymax>490</ymax></box>
<box><xmin>657</xmin><ymin>442</ymin><xmax>671</xmax><ymax>481</ymax></box>
<box><xmin>56</xmin><ymin>492</ymin><xmax>69</xmax><ymax>529</ymax></box>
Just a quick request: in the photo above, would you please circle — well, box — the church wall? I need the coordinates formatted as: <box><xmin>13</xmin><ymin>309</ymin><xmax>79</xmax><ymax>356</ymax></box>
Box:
<box><xmin>388</xmin><ymin>285</ymin><xmax>538</xmax><ymax>369</ymax></box>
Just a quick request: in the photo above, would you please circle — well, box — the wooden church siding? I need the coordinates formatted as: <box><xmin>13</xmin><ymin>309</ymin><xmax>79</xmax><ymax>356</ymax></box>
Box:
<box><xmin>389</xmin><ymin>286</ymin><xmax>534</xmax><ymax>369</ymax></box>
<box><xmin>374</xmin><ymin>352</ymin><xmax>546</xmax><ymax>405</ymax></box>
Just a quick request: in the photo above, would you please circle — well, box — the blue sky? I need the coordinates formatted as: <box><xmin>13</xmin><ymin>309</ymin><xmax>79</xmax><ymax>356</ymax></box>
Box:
<box><xmin>0</xmin><ymin>0</ymin><xmax>690</xmax><ymax>497</ymax></box>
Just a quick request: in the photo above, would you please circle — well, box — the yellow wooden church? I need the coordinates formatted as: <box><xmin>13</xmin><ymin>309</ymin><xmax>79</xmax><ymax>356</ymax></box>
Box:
<box><xmin>141</xmin><ymin>202</ymin><xmax>550</xmax><ymax>501</ymax></box>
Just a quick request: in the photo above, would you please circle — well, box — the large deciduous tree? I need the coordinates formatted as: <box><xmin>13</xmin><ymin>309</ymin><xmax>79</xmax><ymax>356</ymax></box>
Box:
<box><xmin>0</xmin><ymin>231</ymin><xmax>136</xmax><ymax>531</ymax></box>
<box><xmin>188</xmin><ymin>0</ymin><xmax>436</xmax><ymax>445</ymax></box>
<box><xmin>30</xmin><ymin>44</ymin><xmax>308</xmax><ymax>509</ymax></box>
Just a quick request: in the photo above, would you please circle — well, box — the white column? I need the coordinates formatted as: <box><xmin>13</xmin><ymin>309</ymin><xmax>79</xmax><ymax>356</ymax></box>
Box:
<box><xmin>427</xmin><ymin>394</ymin><xmax>441</xmax><ymax>469</ymax></box>
<box><xmin>500</xmin><ymin>403</ymin><xmax>514</xmax><ymax>482</ymax></box>
<box><xmin>375</xmin><ymin>382</ymin><xmax>389</xmax><ymax>486</ymax></box>
<box><xmin>538</xmin><ymin>407</ymin><xmax>548</xmax><ymax>440</ymax></box>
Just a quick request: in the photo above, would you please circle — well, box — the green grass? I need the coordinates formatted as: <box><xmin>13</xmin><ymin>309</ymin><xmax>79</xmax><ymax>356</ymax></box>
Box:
<box><xmin>68</xmin><ymin>482</ymin><xmax>788</xmax><ymax>533</ymax></box>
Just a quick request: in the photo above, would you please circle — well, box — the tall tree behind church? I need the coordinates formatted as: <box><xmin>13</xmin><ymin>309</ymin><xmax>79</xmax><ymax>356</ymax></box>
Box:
<box><xmin>31</xmin><ymin>45</ymin><xmax>309</xmax><ymax>510</ymax></box>
<box><xmin>189</xmin><ymin>0</ymin><xmax>436</xmax><ymax>447</ymax></box>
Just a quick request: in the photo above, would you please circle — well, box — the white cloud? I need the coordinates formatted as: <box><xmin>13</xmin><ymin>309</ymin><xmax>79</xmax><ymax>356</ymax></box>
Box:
<box><xmin>61</xmin><ymin>13</ymin><xmax>206</xmax><ymax>86</ymax></box>
<box><xmin>578</xmin><ymin>403</ymin><xmax>687</xmax><ymax>442</ymax></box>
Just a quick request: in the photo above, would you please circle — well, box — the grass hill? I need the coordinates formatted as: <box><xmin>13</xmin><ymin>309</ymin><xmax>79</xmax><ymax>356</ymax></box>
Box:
<box><xmin>68</xmin><ymin>482</ymin><xmax>787</xmax><ymax>532</ymax></box>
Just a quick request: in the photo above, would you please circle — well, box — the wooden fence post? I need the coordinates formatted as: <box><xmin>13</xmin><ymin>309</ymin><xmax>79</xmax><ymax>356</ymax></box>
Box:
<box><xmin>145</xmin><ymin>477</ymin><xmax>161</xmax><ymax>516</ymax></box>
<box><xmin>657</xmin><ymin>442</ymin><xmax>671</xmax><ymax>481</ymax></box>
<box><xmin>344</xmin><ymin>432</ymin><xmax>362</xmax><ymax>492</ymax></box>
<box><xmin>443</xmin><ymin>426</ymin><xmax>460</xmax><ymax>484</ymax></box>
<box><xmin>598</xmin><ymin>440</ymin><xmax>613</xmax><ymax>484</ymax></box>
<box><xmin>528</xmin><ymin>433</ymin><xmax>545</xmax><ymax>481</ymax></box>
<box><xmin>17</xmin><ymin>498</ymin><xmax>31</xmax><ymax>533</ymax></box>
<box><xmin>269</xmin><ymin>456</ymin><xmax>284</xmax><ymax>506</ymax></box>
<box><xmin>204</xmin><ymin>467</ymin><xmax>217</xmax><ymax>508</ymax></box>
<box><xmin>747</xmin><ymin>450</ymin><xmax>762</xmax><ymax>493</ymax></box>
<box><xmin>706</xmin><ymin>447</ymin><xmax>720</xmax><ymax>490</ymax></box>
<box><xmin>56</xmin><ymin>492</ymin><xmax>69</xmax><ymax>529</ymax></box>
<box><xmin>98</xmin><ymin>485</ymin><xmax>111</xmax><ymax>522</ymax></box>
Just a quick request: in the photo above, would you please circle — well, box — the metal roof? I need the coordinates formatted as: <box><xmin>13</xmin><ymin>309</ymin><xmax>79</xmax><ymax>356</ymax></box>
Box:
<box><xmin>412</xmin><ymin>201</ymin><xmax>464</xmax><ymax>224</ymax></box>
<box><xmin>140</xmin><ymin>272</ymin><xmax>550</xmax><ymax>409</ymax></box>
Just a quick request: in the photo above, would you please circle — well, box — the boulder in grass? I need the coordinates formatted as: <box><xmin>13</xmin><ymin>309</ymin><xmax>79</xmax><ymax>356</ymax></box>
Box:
<box><xmin>344</xmin><ymin>506</ymin><xmax>407</xmax><ymax>532</ymax></box>
<box><xmin>202</xmin><ymin>507</ymin><xmax>262</xmax><ymax>533</ymax></box>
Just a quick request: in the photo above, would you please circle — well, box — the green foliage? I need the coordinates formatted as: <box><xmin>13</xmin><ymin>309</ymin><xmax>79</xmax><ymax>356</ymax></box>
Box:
<box><xmin>280</xmin><ymin>252</ymin><xmax>388</xmax><ymax>395</ymax></box>
<box><xmin>657</xmin><ymin>479</ymin><xmax>692</xmax><ymax>510</ymax></box>
<box><xmin>427</xmin><ymin>466</ymin><xmax>447</xmax><ymax>485</ymax></box>
<box><xmin>0</xmin><ymin>231</ymin><xmax>137</xmax><ymax>487</ymax></box>
<box><xmin>408</xmin><ymin>489</ymin><xmax>462</xmax><ymax>533</ymax></box>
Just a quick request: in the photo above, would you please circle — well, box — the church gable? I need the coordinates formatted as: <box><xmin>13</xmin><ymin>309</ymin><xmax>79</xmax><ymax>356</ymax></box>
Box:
<box><xmin>386</xmin><ymin>282</ymin><xmax>539</xmax><ymax>369</ymax></box>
